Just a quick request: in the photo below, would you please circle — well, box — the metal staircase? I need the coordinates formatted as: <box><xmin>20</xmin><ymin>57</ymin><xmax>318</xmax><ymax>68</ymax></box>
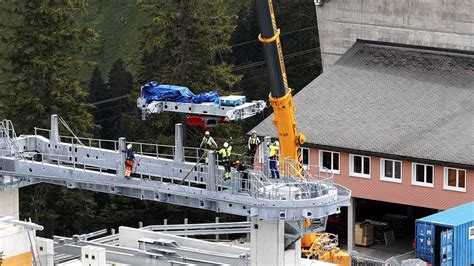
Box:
<box><xmin>0</xmin><ymin>119</ymin><xmax>24</xmax><ymax>159</ymax></box>
<box><xmin>0</xmin><ymin>115</ymin><xmax>351</xmax><ymax>234</ymax></box>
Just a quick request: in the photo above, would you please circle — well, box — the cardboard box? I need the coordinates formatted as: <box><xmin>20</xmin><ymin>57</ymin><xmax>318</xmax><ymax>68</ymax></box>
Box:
<box><xmin>355</xmin><ymin>222</ymin><xmax>374</xmax><ymax>246</ymax></box>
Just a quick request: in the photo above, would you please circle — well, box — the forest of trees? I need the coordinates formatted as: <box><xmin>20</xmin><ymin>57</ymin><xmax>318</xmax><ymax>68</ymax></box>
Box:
<box><xmin>0</xmin><ymin>0</ymin><xmax>321</xmax><ymax>237</ymax></box>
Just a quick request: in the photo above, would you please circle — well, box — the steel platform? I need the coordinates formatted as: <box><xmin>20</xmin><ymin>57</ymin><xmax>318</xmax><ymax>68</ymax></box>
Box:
<box><xmin>0</xmin><ymin>116</ymin><xmax>350</xmax><ymax>225</ymax></box>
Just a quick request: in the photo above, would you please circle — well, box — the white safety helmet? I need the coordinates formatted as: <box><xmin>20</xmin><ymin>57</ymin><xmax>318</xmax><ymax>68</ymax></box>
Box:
<box><xmin>223</xmin><ymin>142</ymin><xmax>229</xmax><ymax>148</ymax></box>
<box><xmin>127</xmin><ymin>144</ymin><xmax>132</xmax><ymax>149</ymax></box>
<box><xmin>205</xmin><ymin>131</ymin><xmax>210</xmax><ymax>136</ymax></box>
<box><xmin>251</xmin><ymin>130</ymin><xmax>257</xmax><ymax>134</ymax></box>
<box><xmin>274</xmin><ymin>141</ymin><xmax>279</xmax><ymax>146</ymax></box>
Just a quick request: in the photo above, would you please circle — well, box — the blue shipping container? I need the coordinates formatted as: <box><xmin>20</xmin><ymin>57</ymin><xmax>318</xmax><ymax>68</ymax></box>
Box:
<box><xmin>416</xmin><ymin>201</ymin><xmax>474</xmax><ymax>266</ymax></box>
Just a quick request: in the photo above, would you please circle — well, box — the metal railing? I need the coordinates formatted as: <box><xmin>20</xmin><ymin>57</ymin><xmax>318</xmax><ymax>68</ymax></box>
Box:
<box><xmin>34</xmin><ymin>127</ymin><xmax>205</xmax><ymax>162</ymax></box>
<box><xmin>1</xmin><ymin>128</ymin><xmax>344</xmax><ymax>205</ymax></box>
<box><xmin>209</xmin><ymin>158</ymin><xmax>339</xmax><ymax>201</ymax></box>
<box><xmin>143</xmin><ymin>222</ymin><xmax>251</xmax><ymax>236</ymax></box>
<box><xmin>385</xmin><ymin>251</ymin><xmax>417</xmax><ymax>266</ymax></box>
<box><xmin>350</xmin><ymin>251</ymin><xmax>387</xmax><ymax>266</ymax></box>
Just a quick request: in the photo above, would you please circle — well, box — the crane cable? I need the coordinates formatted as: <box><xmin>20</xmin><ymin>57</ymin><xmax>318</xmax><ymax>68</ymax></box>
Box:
<box><xmin>58</xmin><ymin>116</ymin><xmax>85</xmax><ymax>146</ymax></box>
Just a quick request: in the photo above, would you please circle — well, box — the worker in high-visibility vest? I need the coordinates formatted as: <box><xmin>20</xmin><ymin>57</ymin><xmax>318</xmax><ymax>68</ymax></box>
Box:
<box><xmin>200</xmin><ymin>131</ymin><xmax>218</xmax><ymax>163</ymax></box>
<box><xmin>247</xmin><ymin>130</ymin><xmax>260</xmax><ymax>164</ymax></box>
<box><xmin>234</xmin><ymin>160</ymin><xmax>248</xmax><ymax>192</ymax></box>
<box><xmin>269</xmin><ymin>141</ymin><xmax>280</xmax><ymax>179</ymax></box>
<box><xmin>218</xmin><ymin>142</ymin><xmax>232</xmax><ymax>180</ymax></box>
<box><xmin>124</xmin><ymin>144</ymin><xmax>136</xmax><ymax>179</ymax></box>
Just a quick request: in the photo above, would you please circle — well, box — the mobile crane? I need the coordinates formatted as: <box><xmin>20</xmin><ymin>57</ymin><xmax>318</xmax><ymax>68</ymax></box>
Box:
<box><xmin>255</xmin><ymin>0</ymin><xmax>350</xmax><ymax>264</ymax></box>
<box><xmin>255</xmin><ymin>0</ymin><xmax>305</xmax><ymax>175</ymax></box>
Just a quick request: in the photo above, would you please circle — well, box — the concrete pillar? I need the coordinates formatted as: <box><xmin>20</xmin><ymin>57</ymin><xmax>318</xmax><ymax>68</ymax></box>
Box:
<box><xmin>347</xmin><ymin>197</ymin><xmax>356</xmax><ymax>252</ymax></box>
<box><xmin>285</xmin><ymin>238</ymin><xmax>301</xmax><ymax>266</ymax></box>
<box><xmin>263</xmin><ymin>136</ymin><xmax>271</xmax><ymax>178</ymax></box>
<box><xmin>0</xmin><ymin>189</ymin><xmax>19</xmax><ymax>219</ymax></box>
<box><xmin>49</xmin><ymin>114</ymin><xmax>59</xmax><ymax>144</ymax></box>
<box><xmin>174</xmin><ymin>123</ymin><xmax>184</xmax><ymax>162</ymax></box>
<box><xmin>36</xmin><ymin>237</ymin><xmax>54</xmax><ymax>266</ymax></box>
<box><xmin>117</xmin><ymin>137</ymin><xmax>126</xmax><ymax>177</ymax></box>
<box><xmin>206</xmin><ymin>151</ymin><xmax>216</xmax><ymax>191</ymax></box>
<box><xmin>81</xmin><ymin>246</ymin><xmax>106</xmax><ymax>266</ymax></box>
<box><xmin>250</xmin><ymin>218</ymin><xmax>286</xmax><ymax>266</ymax></box>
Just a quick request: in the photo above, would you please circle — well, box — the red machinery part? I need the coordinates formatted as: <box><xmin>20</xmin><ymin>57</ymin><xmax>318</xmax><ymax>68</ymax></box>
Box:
<box><xmin>187</xmin><ymin>115</ymin><xmax>228</xmax><ymax>129</ymax></box>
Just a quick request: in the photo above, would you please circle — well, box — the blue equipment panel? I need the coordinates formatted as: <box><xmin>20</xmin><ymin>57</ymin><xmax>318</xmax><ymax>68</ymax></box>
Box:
<box><xmin>219</xmin><ymin>96</ymin><xmax>246</xmax><ymax>106</ymax></box>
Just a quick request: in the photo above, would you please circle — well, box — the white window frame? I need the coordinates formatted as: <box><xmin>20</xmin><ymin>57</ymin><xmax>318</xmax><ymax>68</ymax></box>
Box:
<box><xmin>301</xmin><ymin>147</ymin><xmax>310</xmax><ymax>170</ymax></box>
<box><xmin>319</xmin><ymin>150</ymin><xmax>340</xmax><ymax>174</ymax></box>
<box><xmin>349</xmin><ymin>154</ymin><xmax>371</xmax><ymax>179</ymax></box>
<box><xmin>380</xmin><ymin>158</ymin><xmax>402</xmax><ymax>183</ymax></box>
<box><xmin>443</xmin><ymin>167</ymin><xmax>466</xmax><ymax>192</ymax></box>
<box><xmin>411</xmin><ymin>163</ymin><xmax>434</xmax><ymax>188</ymax></box>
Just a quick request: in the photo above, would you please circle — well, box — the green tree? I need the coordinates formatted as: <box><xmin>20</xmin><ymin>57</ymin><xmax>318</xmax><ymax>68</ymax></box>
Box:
<box><xmin>0</xmin><ymin>1</ymin><xmax>98</xmax><ymax>134</ymax></box>
<box><xmin>89</xmin><ymin>66</ymin><xmax>107</xmax><ymax>103</ymax></box>
<box><xmin>128</xmin><ymin>0</ymin><xmax>243</xmax><ymax>146</ymax></box>
<box><xmin>136</xmin><ymin>0</ymin><xmax>240</xmax><ymax>91</ymax></box>
<box><xmin>88</xmin><ymin>67</ymin><xmax>106</xmax><ymax>137</ymax></box>
<box><xmin>100</xmin><ymin>58</ymin><xmax>134</xmax><ymax>139</ymax></box>
<box><xmin>0</xmin><ymin>1</ymin><xmax>100</xmax><ymax>237</ymax></box>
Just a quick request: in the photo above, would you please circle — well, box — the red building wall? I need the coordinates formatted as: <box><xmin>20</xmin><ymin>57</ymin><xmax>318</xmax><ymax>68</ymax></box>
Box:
<box><xmin>306</xmin><ymin>148</ymin><xmax>474</xmax><ymax>210</ymax></box>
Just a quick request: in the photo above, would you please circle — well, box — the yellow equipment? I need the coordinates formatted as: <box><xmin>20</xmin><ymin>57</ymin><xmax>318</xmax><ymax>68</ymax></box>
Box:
<box><xmin>255</xmin><ymin>1</ymin><xmax>350</xmax><ymax>264</ymax></box>
<box><xmin>256</xmin><ymin>0</ymin><xmax>305</xmax><ymax>175</ymax></box>
<box><xmin>301</xmin><ymin>233</ymin><xmax>350</xmax><ymax>265</ymax></box>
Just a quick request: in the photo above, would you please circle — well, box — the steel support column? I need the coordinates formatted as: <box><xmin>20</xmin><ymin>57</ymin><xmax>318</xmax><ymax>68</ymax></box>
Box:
<box><xmin>206</xmin><ymin>151</ymin><xmax>216</xmax><ymax>191</ymax></box>
<box><xmin>263</xmin><ymin>136</ymin><xmax>271</xmax><ymax>178</ymax></box>
<box><xmin>50</xmin><ymin>114</ymin><xmax>59</xmax><ymax>144</ymax></box>
<box><xmin>347</xmin><ymin>197</ymin><xmax>356</xmax><ymax>252</ymax></box>
<box><xmin>174</xmin><ymin>124</ymin><xmax>184</xmax><ymax>162</ymax></box>
<box><xmin>117</xmin><ymin>138</ymin><xmax>126</xmax><ymax>178</ymax></box>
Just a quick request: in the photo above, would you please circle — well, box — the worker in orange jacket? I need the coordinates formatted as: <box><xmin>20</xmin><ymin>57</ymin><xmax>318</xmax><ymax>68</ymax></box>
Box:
<box><xmin>124</xmin><ymin>144</ymin><xmax>136</xmax><ymax>179</ymax></box>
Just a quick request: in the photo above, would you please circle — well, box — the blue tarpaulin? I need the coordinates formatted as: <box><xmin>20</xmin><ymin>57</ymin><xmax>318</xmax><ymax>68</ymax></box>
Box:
<box><xmin>141</xmin><ymin>81</ymin><xmax>219</xmax><ymax>104</ymax></box>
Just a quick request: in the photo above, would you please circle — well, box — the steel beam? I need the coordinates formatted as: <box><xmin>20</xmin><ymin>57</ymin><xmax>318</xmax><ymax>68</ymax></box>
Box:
<box><xmin>50</xmin><ymin>115</ymin><xmax>59</xmax><ymax>144</ymax></box>
<box><xmin>174</xmin><ymin>124</ymin><xmax>184</xmax><ymax>162</ymax></box>
<box><xmin>0</xmin><ymin>118</ymin><xmax>351</xmax><ymax>223</ymax></box>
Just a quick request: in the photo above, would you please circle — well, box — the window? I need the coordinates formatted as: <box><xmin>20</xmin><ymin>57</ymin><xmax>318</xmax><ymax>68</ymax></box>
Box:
<box><xmin>380</xmin><ymin>159</ymin><xmax>402</xmax><ymax>183</ymax></box>
<box><xmin>319</xmin><ymin>150</ymin><xmax>340</xmax><ymax>174</ymax></box>
<box><xmin>350</xmin><ymin>154</ymin><xmax>370</xmax><ymax>178</ymax></box>
<box><xmin>302</xmin><ymin>147</ymin><xmax>310</xmax><ymax>170</ymax></box>
<box><xmin>412</xmin><ymin>163</ymin><xmax>434</xmax><ymax>187</ymax></box>
<box><xmin>444</xmin><ymin>167</ymin><xmax>466</xmax><ymax>192</ymax></box>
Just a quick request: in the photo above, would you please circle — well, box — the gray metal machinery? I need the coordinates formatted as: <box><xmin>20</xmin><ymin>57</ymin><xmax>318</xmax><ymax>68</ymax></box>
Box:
<box><xmin>0</xmin><ymin>115</ymin><xmax>350</xmax><ymax>265</ymax></box>
<box><xmin>137</xmin><ymin>91</ymin><xmax>267</xmax><ymax>123</ymax></box>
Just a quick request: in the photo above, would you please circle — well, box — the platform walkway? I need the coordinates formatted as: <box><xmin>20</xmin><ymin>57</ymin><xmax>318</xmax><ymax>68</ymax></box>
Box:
<box><xmin>0</xmin><ymin>116</ymin><xmax>350</xmax><ymax>226</ymax></box>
